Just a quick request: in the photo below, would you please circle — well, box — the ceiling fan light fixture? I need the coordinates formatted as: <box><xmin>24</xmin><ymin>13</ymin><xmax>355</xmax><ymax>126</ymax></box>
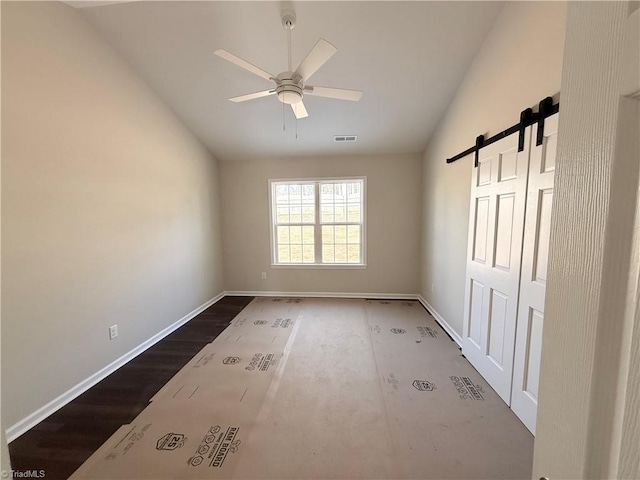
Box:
<box><xmin>276</xmin><ymin>83</ymin><xmax>303</xmax><ymax>105</ymax></box>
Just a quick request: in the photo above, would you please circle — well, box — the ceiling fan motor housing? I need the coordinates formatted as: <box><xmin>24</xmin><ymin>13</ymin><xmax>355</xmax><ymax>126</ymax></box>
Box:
<box><xmin>275</xmin><ymin>71</ymin><xmax>303</xmax><ymax>104</ymax></box>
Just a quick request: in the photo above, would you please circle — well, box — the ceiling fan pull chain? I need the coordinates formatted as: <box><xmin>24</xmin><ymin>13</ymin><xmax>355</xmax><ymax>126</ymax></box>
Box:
<box><xmin>295</xmin><ymin>112</ymin><xmax>298</xmax><ymax>139</ymax></box>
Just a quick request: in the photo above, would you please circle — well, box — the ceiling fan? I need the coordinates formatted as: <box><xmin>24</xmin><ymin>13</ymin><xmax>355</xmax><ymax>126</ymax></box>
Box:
<box><xmin>214</xmin><ymin>13</ymin><xmax>363</xmax><ymax>119</ymax></box>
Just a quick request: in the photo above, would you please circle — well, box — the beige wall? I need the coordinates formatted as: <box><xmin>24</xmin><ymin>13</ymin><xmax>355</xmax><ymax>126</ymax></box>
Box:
<box><xmin>1</xmin><ymin>2</ymin><xmax>224</xmax><ymax>428</ymax></box>
<box><xmin>220</xmin><ymin>154</ymin><xmax>422</xmax><ymax>295</ymax></box>
<box><xmin>420</xmin><ymin>2</ymin><xmax>567</xmax><ymax>336</ymax></box>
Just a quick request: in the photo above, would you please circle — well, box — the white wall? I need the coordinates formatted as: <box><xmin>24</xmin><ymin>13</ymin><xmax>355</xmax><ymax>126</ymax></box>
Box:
<box><xmin>1</xmin><ymin>2</ymin><xmax>224</xmax><ymax>429</ymax></box>
<box><xmin>220</xmin><ymin>154</ymin><xmax>422</xmax><ymax>295</ymax></box>
<box><xmin>533</xmin><ymin>2</ymin><xmax>639</xmax><ymax>477</ymax></box>
<box><xmin>420</xmin><ymin>2</ymin><xmax>567</xmax><ymax>336</ymax></box>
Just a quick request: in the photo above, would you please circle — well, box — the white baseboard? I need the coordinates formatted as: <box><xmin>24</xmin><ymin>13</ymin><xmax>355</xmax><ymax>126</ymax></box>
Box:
<box><xmin>225</xmin><ymin>290</ymin><xmax>420</xmax><ymax>300</ymax></box>
<box><xmin>6</xmin><ymin>292</ymin><xmax>226</xmax><ymax>443</ymax></box>
<box><xmin>6</xmin><ymin>291</ymin><xmax>450</xmax><ymax>442</ymax></box>
<box><xmin>417</xmin><ymin>295</ymin><xmax>463</xmax><ymax>347</ymax></box>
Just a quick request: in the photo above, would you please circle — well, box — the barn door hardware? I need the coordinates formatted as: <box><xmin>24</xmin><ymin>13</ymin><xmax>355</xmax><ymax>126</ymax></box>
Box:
<box><xmin>474</xmin><ymin>135</ymin><xmax>484</xmax><ymax>168</ymax></box>
<box><xmin>446</xmin><ymin>97</ymin><xmax>560</xmax><ymax>167</ymax></box>
<box><xmin>536</xmin><ymin>97</ymin><xmax>554</xmax><ymax>146</ymax></box>
<box><xmin>518</xmin><ymin>108</ymin><xmax>533</xmax><ymax>151</ymax></box>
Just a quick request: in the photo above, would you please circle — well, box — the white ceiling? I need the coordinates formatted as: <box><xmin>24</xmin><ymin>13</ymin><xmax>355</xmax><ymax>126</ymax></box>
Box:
<box><xmin>77</xmin><ymin>1</ymin><xmax>504</xmax><ymax>161</ymax></box>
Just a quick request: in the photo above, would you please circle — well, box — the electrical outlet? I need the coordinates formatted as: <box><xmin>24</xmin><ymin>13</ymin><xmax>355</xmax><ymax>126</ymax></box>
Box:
<box><xmin>109</xmin><ymin>324</ymin><xmax>118</xmax><ymax>340</ymax></box>
<box><xmin>261</xmin><ymin>272</ymin><xmax>267</xmax><ymax>279</ymax></box>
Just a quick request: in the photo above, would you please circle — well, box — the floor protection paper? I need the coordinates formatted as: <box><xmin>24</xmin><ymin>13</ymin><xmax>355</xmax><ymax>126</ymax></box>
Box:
<box><xmin>71</xmin><ymin>297</ymin><xmax>533</xmax><ymax>479</ymax></box>
<box><xmin>364</xmin><ymin>299</ymin><xmax>533</xmax><ymax>479</ymax></box>
<box><xmin>71</xmin><ymin>297</ymin><xmax>302</xmax><ymax>480</ymax></box>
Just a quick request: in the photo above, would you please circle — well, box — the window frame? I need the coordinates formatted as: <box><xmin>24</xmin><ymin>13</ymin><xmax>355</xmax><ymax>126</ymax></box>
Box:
<box><xmin>268</xmin><ymin>176</ymin><xmax>367</xmax><ymax>268</ymax></box>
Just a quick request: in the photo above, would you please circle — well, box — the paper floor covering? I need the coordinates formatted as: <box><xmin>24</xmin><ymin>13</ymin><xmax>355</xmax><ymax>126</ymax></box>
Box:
<box><xmin>71</xmin><ymin>297</ymin><xmax>533</xmax><ymax>479</ymax></box>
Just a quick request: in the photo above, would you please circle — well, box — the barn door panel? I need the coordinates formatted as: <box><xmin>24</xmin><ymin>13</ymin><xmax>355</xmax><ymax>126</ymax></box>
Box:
<box><xmin>462</xmin><ymin>130</ymin><xmax>531</xmax><ymax>404</ymax></box>
<box><xmin>511</xmin><ymin>113</ymin><xmax>559</xmax><ymax>434</ymax></box>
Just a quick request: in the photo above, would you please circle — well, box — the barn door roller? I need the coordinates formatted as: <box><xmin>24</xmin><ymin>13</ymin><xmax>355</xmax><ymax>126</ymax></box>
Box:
<box><xmin>446</xmin><ymin>96</ymin><xmax>559</xmax><ymax>167</ymax></box>
<box><xmin>536</xmin><ymin>97</ymin><xmax>554</xmax><ymax>146</ymax></box>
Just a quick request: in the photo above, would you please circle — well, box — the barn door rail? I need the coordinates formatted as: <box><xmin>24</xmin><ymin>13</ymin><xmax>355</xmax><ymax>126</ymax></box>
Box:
<box><xmin>446</xmin><ymin>96</ymin><xmax>560</xmax><ymax>167</ymax></box>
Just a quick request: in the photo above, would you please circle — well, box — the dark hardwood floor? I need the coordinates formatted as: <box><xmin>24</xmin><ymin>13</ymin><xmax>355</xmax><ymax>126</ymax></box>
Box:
<box><xmin>7</xmin><ymin>295</ymin><xmax>254</xmax><ymax>480</ymax></box>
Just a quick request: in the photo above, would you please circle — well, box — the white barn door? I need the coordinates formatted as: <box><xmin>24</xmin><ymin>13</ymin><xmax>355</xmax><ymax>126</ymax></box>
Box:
<box><xmin>462</xmin><ymin>129</ymin><xmax>531</xmax><ymax>404</ymax></box>
<box><xmin>511</xmin><ymin>113</ymin><xmax>559</xmax><ymax>433</ymax></box>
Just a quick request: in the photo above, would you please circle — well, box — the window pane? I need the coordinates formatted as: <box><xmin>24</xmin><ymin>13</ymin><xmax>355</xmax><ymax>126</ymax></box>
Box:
<box><xmin>302</xmin><ymin>226</ymin><xmax>314</xmax><ymax>245</ymax></box>
<box><xmin>278</xmin><ymin>245</ymin><xmax>290</xmax><ymax>263</ymax></box>
<box><xmin>322</xmin><ymin>225</ymin><xmax>334</xmax><ymax>244</ymax></box>
<box><xmin>290</xmin><ymin>226</ymin><xmax>302</xmax><ymax>244</ymax></box>
<box><xmin>334</xmin><ymin>244</ymin><xmax>347</xmax><ymax>263</ymax></box>
<box><xmin>347</xmin><ymin>204</ymin><xmax>360</xmax><ymax>223</ymax></box>
<box><xmin>322</xmin><ymin>245</ymin><xmax>334</xmax><ymax>263</ymax></box>
<box><xmin>302</xmin><ymin>184</ymin><xmax>314</xmax><ymax>203</ymax></box>
<box><xmin>335</xmin><ymin>225</ymin><xmax>347</xmax><ymax>244</ymax></box>
<box><xmin>276</xmin><ymin>207</ymin><xmax>289</xmax><ymax>223</ymax></box>
<box><xmin>320</xmin><ymin>181</ymin><xmax>362</xmax><ymax>225</ymax></box>
<box><xmin>347</xmin><ymin>225</ymin><xmax>360</xmax><ymax>243</ymax></box>
<box><xmin>275</xmin><ymin>183</ymin><xmax>316</xmax><ymax>225</ymax></box>
<box><xmin>277</xmin><ymin>226</ymin><xmax>290</xmax><ymax>244</ymax></box>
<box><xmin>348</xmin><ymin>245</ymin><xmax>360</xmax><ymax>263</ymax></box>
<box><xmin>321</xmin><ymin>205</ymin><xmax>334</xmax><ymax>223</ymax></box>
<box><xmin>289</xmin><ymin>184</ymin><xmax>301</xmax><ymax>203</ymax></box>
<box><xmin>290</xmin><ymin>245</ymin><xmax>303</xmax><ymax>263</ymax></box>
<box><xmin>347</xmin><ymin>182</ymin><xmax>360</xmax><ymax>200</ymax></box>
<box><xmin>276</xmin><ymin>185</ymin><xmax>289</xmax><ymax>204</ymax></box>
<box><xmin>302</xmin><ymin>205</ymin><xmax>315</xmax><ymax>223</ymax></box>
<box><xmin>290</xmin><ymin>205</ymin><xmax>301</xmax><ymax>223</ymax></box>
<box><xmin>303</xmin><ymin>245</ymin><xmax>314</xmax><ymax>263</ymax></box>
<box><xmin>321</xmin><ymin>183</ymin><xmax>334</xmax><ymax>202</ymax></box>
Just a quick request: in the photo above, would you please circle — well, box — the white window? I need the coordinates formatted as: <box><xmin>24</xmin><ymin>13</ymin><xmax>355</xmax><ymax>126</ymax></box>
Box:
<box><xmin>269</xmin><ymin>178</ymin><xmax>366</xmax><ymax>266</ymax></box>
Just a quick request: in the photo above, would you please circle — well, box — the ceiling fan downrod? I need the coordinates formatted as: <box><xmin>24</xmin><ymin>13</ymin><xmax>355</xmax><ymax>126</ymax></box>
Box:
<box><xmin>282</xmin><ymin>13</ymin><xmax>295</xmax><ymax>72</ymax></box>
<box><xmin>275</xmin><ymin>13</ymin><xmax>303</xmax><ymax>106</ymax></box>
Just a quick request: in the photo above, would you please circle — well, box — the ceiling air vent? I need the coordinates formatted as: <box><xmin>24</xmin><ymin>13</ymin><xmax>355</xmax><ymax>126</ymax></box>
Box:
<box><xmin>334</xmin><ymin>135</ymin><xmax>358</xmax><ymax>143</ymax></box>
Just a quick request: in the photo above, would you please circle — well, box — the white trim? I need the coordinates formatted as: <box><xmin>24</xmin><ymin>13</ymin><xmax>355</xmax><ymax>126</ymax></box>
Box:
<box><xmin>417</xmin><ymin>295</ymin><xmax>463</xmax><ymax>347</ymax></box>
<box><xmin>268</xmin><ymin>175</ymin><xmax>367</xmax><ymax>184</ymax></box>
<box><xmin>268</xmin><ymin>177</ymin><xmax>367</xmax><ymax>267</ymax></box>
<box><xmin>269</xmin><ymin>264</ymin><xmax>367</xmax><ymax>270</ymax></box>
<box><xmin>225</xmin><ymin>290</ymin><xmax>418</xmax><ymax>300</ymax></box>
<box><xmin>6</xmin><ymin>292</ymin><xmax>225</xmax><ymax>443</ymax></box>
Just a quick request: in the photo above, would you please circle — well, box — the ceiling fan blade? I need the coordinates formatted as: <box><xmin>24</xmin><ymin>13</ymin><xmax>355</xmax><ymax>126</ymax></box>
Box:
<box><xmin>214</xmin><ymin>49</ymin><xmax>274</xmax><ymax>81</ymax></box>
<box><xmin>228</xmin><ymin>90</ymin><xmax>276</xmax><ymax>103</ymax></box>
<box><xmin>294</xmin><ymin>39</ymin><xmax>337</xmax><ymax>82</ymax></box>
<box><xmin>304</xmin><ymin>86</ymin><xmax>363</xmax><ymax>102</ymax></box>
<box><xmin>291</xmin><ymin>101</ymin><xmax>309</xmax><ymax>119</ymax></box>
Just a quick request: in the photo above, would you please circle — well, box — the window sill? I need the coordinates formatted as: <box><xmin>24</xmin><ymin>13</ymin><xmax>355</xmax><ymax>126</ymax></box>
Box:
<box><xmin>270</xmin><ymin>263</ymin><xmax>367</xmax><ymax>270</ymax></box>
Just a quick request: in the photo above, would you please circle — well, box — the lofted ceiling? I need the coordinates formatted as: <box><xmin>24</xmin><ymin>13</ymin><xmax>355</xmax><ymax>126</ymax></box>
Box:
<box><xmin>75</xmin><ymin>1</ymin><xmax>504</xmax><ymax>161</ymax></box>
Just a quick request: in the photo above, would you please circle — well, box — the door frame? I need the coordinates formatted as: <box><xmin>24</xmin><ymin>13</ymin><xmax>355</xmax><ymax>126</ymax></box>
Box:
<box><xmin>533</xmin><ymin>2</ymin><xmax>640</xmax><ymax>478</ymax></box>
